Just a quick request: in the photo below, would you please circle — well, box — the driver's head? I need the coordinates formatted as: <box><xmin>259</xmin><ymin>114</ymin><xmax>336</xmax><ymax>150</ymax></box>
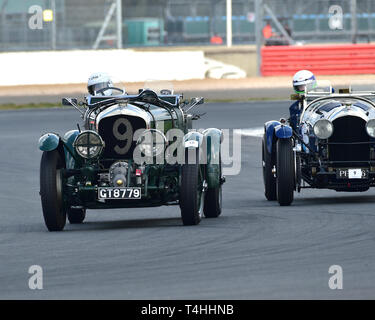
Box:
<box><xmin>87</xmin><ymin>72</ymin><xmax>113</xmax><ymax>96</ymax></box>
<box><xmin>293</xmin><ymin>70</ymin><xmax>316</xmax><ymax>94</ymax></box>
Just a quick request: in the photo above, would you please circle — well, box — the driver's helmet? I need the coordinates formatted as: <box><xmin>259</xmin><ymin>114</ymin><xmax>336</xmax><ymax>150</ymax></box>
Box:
<box><xmin>292</xmin><ymin>70</ymin><xmax>316</xmax><ymax>94</ymax></box>
<box><xmin>87</xmin><ymin>72</ymin><xmax>113</xmax><ymax>96</ymax></box>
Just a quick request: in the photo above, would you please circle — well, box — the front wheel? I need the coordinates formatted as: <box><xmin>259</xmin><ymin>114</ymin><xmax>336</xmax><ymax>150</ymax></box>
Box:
<box><xmin>204</xmin><ymin>153</ymin><xmax>223</xmax><ymax>218</ymax></box>
<box><xmin>40</xmin><ymin>150</ymin><xmax>67</xmax><ymax>231</ymax></box>
<box><xmin>180</xmin><ymin>148</ymin><xmax>205</xmax><ymax>225</ymax></box>
<box><xmin>276</xmin><ymin>139</ymin><xmax>295</xmax><ymax>206</ymax></box>
<box><xmin>262</xmin><ymin>136</ymin><xmax>276</xmax><ymax>200</ymax></box>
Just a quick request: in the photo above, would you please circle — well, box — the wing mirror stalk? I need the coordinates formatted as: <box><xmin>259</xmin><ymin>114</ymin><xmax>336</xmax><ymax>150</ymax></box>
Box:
<box><xmin>62</xmin><ymin>98</ymin><xmax>85</xmax><ymax>116</ymax></box>
<box><xmin>184</xmin><ymin>97</ymin><xmax>204</xmax><ymax>113</ymax></box>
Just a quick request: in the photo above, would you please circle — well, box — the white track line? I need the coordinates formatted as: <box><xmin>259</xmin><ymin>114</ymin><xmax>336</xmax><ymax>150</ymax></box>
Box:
<box><xmin>240</xmin><ymin>127</ymin><xmax>263</xmax><ymax>137</ymax></box>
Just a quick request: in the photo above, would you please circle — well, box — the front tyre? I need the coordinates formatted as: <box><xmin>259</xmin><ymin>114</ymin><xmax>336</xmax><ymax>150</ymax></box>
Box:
<box><xmin>204</xmin><ymin>154</ymin><xmax>222</xmax><ymax>218</ymax></box>
<box><xmin>67</xmin><ymin>208</ymin><xmax>86</xmax><ymax>224</ymax></box>
<box><xmin>276</xmin><ymin>138</ymin><xmax>295</xmax><ymax>206</ymax></box>
<box><xmin>262</xmin><ymin>136</ymin><xmax>276</xmax><ymax>200</ymax></box>
<box><xmin>180</xmin><ymin>148</ymin><xmax>204</xmax><ymax>225</ymax></box>
<box><xmin>40</xmin><ymin>150</ymin><xmax>67</xmax><ymax>231</ymax></box>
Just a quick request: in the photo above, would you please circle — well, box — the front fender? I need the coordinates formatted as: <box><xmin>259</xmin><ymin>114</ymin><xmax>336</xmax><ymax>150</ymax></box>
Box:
<box><xmin>38</xmin><ymin>133</ymin><xmax>60</xmax><ymax>151</ymax></box>
<box><xmin>203</xmin><ymin>128</ymin><xmax>222</xmax><ymax>188</ymax></box>
<box><xmin>38</xmin><ymin>131</ymin><xmax>80</xmax><ymax>169</ymax></box>
<box><xmin>38</xmin><ymin>133</ymin><xmax>67</xmax><ymax>167</ymax></box>
<box><xmin>274</xmin><ymin>124</ymin><xmax>293</xmax><ymax>139</ymax></box>
<box><xmin>183</xmin><ymin>131</ymin><xmax>204</xmax><ymax>168</ymax></box>
<box><xmin>264</xmin><ymin>121</ymin><xmax>280</xmax><ymax>154</ymax></box>
<box><xmin>183</xmin><ymin>131</ymin><xmax>204</xmax><ymax>149</ymax></box>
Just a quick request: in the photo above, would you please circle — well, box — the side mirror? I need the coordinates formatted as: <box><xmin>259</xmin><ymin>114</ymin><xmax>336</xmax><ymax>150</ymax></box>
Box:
<box><xmin>62</xmin><ymin>98</ymin><xmax>78</xmax><ymax>106</ymax></box>
<box><xmin>191</xmin><ymin>97</ymin><xmax>204</xmax><ymax>105</ymax></box>
<box><xmin>184</xmin><ymin>97</ymin><xmax>204</xmax><ymax>112</ymax></box>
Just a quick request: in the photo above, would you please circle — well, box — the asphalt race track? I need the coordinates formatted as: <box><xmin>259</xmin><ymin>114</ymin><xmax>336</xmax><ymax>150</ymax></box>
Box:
<box><xmin>0</xmin><ymin>101</ymin><xmax>375</xmax><ymax>299</ymax></box>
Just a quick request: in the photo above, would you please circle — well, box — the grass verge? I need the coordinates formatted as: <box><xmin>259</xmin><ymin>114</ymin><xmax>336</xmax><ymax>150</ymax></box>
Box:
<box><xmin>204</xmin><ymin>97</ymin><xmax>286</xmax><ymax>103</ymax></box>
<box><xmin>0</xmin><ymin>102</ymin><xmax>62</xmax><ymax>110</ymax></box>
<box><xmin>0</xmin><ymin>97</ymin><xmax>286</xmax><ymax>110</ymax></box>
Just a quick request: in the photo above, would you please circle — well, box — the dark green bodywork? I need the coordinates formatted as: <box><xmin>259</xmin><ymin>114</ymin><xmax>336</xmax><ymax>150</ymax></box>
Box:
<box><xmin>39</xmin><ymin>93</ymin><xmax>222</xmax><ymax>210</ymax></box>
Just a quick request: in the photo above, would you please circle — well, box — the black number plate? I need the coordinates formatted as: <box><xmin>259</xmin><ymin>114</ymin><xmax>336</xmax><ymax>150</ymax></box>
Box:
<box><xmin>98</xmin><ymin>187</ymin><xmax>141</xmax><ymax>199</ymax></box>
<box><xmin>336</xmin><ymin>168</ymin><xmax>368</xmax><ymax>179</ymax></box>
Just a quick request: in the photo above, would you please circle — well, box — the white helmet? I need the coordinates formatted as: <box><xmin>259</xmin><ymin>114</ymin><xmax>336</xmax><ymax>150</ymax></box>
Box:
<box><xmin>87</xmin><ymin>72</ymin><xmax>113</xmax><ymax>96</ymax></box>
<box><xmin>293</xmin><ymin>70</ymin><xmax>316</xmax><ymax>94</ymax></box>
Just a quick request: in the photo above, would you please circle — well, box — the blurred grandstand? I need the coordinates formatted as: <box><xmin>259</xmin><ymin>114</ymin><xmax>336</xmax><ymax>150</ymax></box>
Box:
<box><xmin>0</xmin><ymin>0</ymin><xmax>374</xmax><ymax>51</ymax></box>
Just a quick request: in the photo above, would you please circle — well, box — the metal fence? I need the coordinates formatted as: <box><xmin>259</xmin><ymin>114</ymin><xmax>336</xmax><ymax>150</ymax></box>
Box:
<box><xmin>0</xmin><ymin>0</ymin><xmax>375</xmax><ymax>51</ymax></box>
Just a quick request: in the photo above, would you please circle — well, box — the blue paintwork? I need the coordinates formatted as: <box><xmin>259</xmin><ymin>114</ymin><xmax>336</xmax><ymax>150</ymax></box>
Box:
<box><xmin>275</xmin><ymin>124</ymin><xmax>293</xmax><ymax>139</ymax></box>
<box><xmin>264</xmin><ymin>121</ymin><xmax>281</xmax><ymax>154</ymax></box>
<box><xmin>38</xmin><ymin>133</ymin><xmax>60</xmax><ymax>151</ymax></box>
<box><xmin>289</xmin><ymin>100</ymin><xmax>300</xmax><ymax>130</ymax></box>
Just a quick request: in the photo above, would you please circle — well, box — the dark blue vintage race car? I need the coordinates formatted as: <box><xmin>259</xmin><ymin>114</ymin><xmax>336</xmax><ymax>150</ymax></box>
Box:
<box><xmin>262</xmin><ymin>83</ymin><xmax>375</xmax><ymax>206</ymax></box>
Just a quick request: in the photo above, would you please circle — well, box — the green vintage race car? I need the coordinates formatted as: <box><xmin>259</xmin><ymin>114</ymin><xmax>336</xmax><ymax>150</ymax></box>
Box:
<box><xmin>38</xmin><ymin>85</ymin><xmax>224</xmax><ymax>231</ymax></box>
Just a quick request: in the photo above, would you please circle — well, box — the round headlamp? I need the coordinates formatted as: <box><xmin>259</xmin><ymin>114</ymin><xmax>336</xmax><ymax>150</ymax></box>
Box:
<box><xmin>366</xmin><ymin>119</ymin><xmax>375</xmax><ymax>138</ymax></box>
<box><xmin>136</xmin><ymin>129</ymin><xmax>167</xmax><ymax>157</ymax></box>
<box><xmin>74</xmin><ymin>130</ymin><xmax>104</xmax><ymax>159</ymax></box>
<box><xmin>313</xmin><ymin>119</ymin><xmax>334</xmax><ymax>139</ymax></box>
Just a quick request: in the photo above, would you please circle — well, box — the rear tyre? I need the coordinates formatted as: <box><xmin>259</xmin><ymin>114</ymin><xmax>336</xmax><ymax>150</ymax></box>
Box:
<box><xmin>180</xmin><ymin>148</ymin><xmax>204</xmax><ymax>225</ymax></box>
<box><xmin>40</xmin><ymin>150</ymin><xmax>67</xmax><ymax>231</ymax></box>
<box><xmin>204</xmin><ymin>187</ymin><xmax>222</xmax><ymax>218</ymax></box>
<box><xmin>67</xmin><ymin>208</ymin><xmax>86</xmax><ymax>224</ymax></box>
<box><xmin>262</xmin><ymin>136</ymin><xmax>276</xmax><ymax>200</ymax></box>
<box><xmin>276</xmin><ymin>138</ymin><xmax>295</xmax><ymax>206</ymax></box>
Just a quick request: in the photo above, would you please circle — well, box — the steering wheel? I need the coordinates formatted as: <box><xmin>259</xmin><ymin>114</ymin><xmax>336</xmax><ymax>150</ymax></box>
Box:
<box><xmin>96</xmin><ymin>87</ymin><xmax>125</xmax><ymax>95</ymax></box>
